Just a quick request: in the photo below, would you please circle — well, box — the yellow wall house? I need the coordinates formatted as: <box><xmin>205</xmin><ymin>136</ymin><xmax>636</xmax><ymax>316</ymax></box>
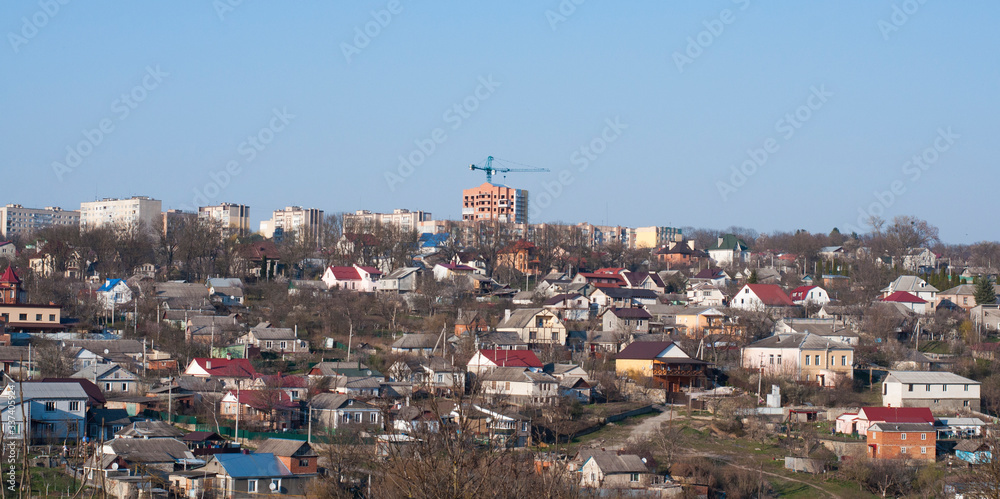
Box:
<box><xmin>615</xmin><ymin>341</ymin><xmax>709</xmax><ymax>392</ymax></box>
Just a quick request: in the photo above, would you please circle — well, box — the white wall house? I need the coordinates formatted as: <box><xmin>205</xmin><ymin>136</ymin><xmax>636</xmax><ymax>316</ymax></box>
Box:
<box><xmin>789</xmin><ymin>286</ymin><xmax>830</xmax><ymax>306</ymax></box>
<box><xmin>882</xmin><ymin>371</ymin><xmax>981</xmax><ymax>411</ymax></box>
<box><xmin>686</xmin><ymin>283</ymin><xmax>725</xmax><ymax>307</ymax></box>
<box><xmin>480</xmin><ymin>367</ymin><xmax>559</xmax><ymax>406</ymax></box>
<box><xmin>321</xmin><ymin>264</ymin><xmax>381</xmax><ymax>292</ymax></box>
<box><xmin>882</xmin><ymin>276</ymin><xmax>938</xmax><ymax>302</ymax></box>
<box><xmin>97</xmin><ymin>279</ymin><xmax>132</xmax><ymax>311</ymax></box>
<box><xmin>730</xmin><ymin>284</ymin><xmax>794</xmax><ymax>311</ymax></box>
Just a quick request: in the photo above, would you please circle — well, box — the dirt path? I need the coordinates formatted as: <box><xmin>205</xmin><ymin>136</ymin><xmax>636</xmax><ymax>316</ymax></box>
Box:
<box><xmin>625</xmin><ymin>405</ymin><xmax>679</xmax><ymax>441</ymax></box>
<box><xmin>726</xmin><ymin>461</ymin><xmax>842</xmax><ymax>499</ymax></box>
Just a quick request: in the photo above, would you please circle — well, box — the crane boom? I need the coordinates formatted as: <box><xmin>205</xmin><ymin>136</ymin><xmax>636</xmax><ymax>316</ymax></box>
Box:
<box><xmin>469</xmin><ymin>156</ymin><xmax>549</xmax><ymax>183</ymax></box>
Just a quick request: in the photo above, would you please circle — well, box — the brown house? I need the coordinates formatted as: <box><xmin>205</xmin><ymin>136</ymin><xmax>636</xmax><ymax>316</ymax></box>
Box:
<box><xmin>866</xmin><ymin>422</ymin><xmax>936</xmax><ymax>461</ymax></box>
<box><xmin>254</xmin><ymin>439</ymin><xmax>318</xmax><ymax>475</ymax></box>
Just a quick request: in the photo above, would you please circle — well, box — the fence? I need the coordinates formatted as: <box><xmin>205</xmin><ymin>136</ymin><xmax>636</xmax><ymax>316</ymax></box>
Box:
<box><xmin>605</xmin><ymin>405</ymin><xmax>655</xmax><ymax>424</ymax></box>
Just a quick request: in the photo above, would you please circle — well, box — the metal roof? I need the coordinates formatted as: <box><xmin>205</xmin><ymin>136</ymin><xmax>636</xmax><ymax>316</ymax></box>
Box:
<box><xmin>212</xmin><ymin>453</ymin><xmax>292</xmax><ymax>478</ymax></box>
<box><xmin>885</xmin><ymin>371</ymin><xmax>978</xmax><ymax>385</ymax></box>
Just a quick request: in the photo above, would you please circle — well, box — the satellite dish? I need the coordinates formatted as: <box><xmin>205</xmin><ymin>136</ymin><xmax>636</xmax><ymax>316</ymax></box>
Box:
<box><xmin>111</xmin><ymin>463</ymin><xmax>119</xmax><ymax>470</ymax></box>
<box><xmin>104</xmin><ymin>349</ymin><xmax>110</xmax><ymax>355</ymax></box>
<box><xmin>269</xmin><ymin>482</ymin><xmax>278</xmax><ymax>492</ymax></box>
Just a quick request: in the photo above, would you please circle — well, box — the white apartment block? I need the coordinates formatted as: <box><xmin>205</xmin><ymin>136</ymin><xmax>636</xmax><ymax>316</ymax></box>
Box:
<box><xmin>0</xmin><ymin>204</ymin><xmax>80</xmax><ymax>238</ymax></box>
<box><xmin>343</xmin><ymin>209</ymin><xmax>432</xmax><ymax>232</ymax></box>
<box><xmin>259</xmin><ymin>206</ymin><xmax>324</xmax><ymax>245</ymax></box>
<box><xmin>199</xmin><ymin>203</ymin><xmax>250</xmax><ymax>236</ymax></box>
<box><xmin>80</xmin><ymin>197</ymin><xmax>162</xmax><ymax>230</ymax></box>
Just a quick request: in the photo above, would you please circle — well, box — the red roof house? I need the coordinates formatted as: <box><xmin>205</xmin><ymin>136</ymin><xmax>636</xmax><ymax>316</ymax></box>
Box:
<box><xmin>881</xmin><ymin>291</ymin><xmax>929</xmax><ymax>313</ymax></box>
<box><xmin>185</xmin><ymin>358</ymin><xmax>258</xmax><ymax>379</ymax></box>
<box><xmin>321</xmin><ymin>264</ymin><xmax>381</xmax><ymax>292</ymax></box>
<box><xmin>731</xmin><ymin>284</ymin><xmax>795</xmax><ymax>310</ymax></box>
<box><xmin>854</xmin><ymin>406</ymin><xmax>934</xmax><ymax>435</ymax></box>
<box><xmin>467</xmin><ymin>349</ymin><xmax>542</xmax><ymax>374</ymax></box>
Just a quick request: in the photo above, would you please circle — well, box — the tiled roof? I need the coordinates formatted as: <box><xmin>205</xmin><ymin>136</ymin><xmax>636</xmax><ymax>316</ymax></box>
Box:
<box><xmin>193</xmin><ymin>358</ymin><xmax>258</xmax><ymax>378</ymax></box>
<box><xmin>607</xmin><ymin>307</ymin><xmax>652</xmax><ymax>319</ymax></box>
<box><xmin>881</xmin><ymin>291</ymin><xmax>927</xmax><ymax>304</ymax></box>
<box><xmin>476</xmin><ymin>349</ymin><xmax>542</xmax><ymax>368</ymax></box>
<box><xmin>858</xmin><ymin>407</ymin><xmax>933</xmax><ymax>424</ymax></box>
<box><xmin>616</xmin><ymin>341</ymin><xmax>674</xmax><ymax>360</ymax></box>
<box><xmin>745</xmin><ymin>284</ymin><xmax>795</xmax><ymax>307</ymax></box>
<box><xmin>326</xmin><ymin>266</ymin><xmax>362</xmax><ymax>280</ymax></box>
<box><xmin>0</xmin><ymin>266</ymin><xmax>21</xmax><ymax>284</ymax></box>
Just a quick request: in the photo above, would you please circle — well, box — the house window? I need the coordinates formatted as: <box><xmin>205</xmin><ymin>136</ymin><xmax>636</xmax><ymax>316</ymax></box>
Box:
<box><xmin>265</xmin><ymin>341</ymin><xmax>273</xmax><ymax>349</ymax></box>
<box><xmin>921</xmin><ymin>447</ymin><xmax>927</xmax><ymax>454</ymax></box>
<box><xmin>355</xmin><ymin>413</ymin><xmax>361</xmax><ymax>422</ymax></box>
<box><xmin>965</xmin><ymin>384</ymin><xmax>970</xmax><ymax>391</ymax></box>
<box><xmin>505</xmin><ymin>382</ymin><xmax>511</xmax><ymax>391</ymax></box>
<box><xmin>901</xmin><ymin>433</ymin><xmax>906</xmax><ymax>440</ymax></box>
<box><xmin>921</xmin><ymin>433</ymin><xmax>926</xmax><ymax>440</ymax></box>
<box><xmin>122</xmin><ymin>383</ymin><xmax>128</xmax><ymax>392</ymax></box>
<box><xmin>591</xmin><ymin>473</ymin><xmax>596</xmax><ymax>482</ymax></box>
<box><xmin>270</xmin><ymin>479</ymin><xmax>281</xmax><ymax>492</ymax></box>
<box><xmin>105</xmin><ymin>383</ymin><xmax>112</xmax><ymax>391</ymax></box>
<box><xmin>299</xmin><ymin>459</ymin><xmax>310</xmax><ymax>467</ymax></box>
<box><xmin>964</xmin><ymin>400</ymin><xmax>970</xmax><ymax>407</ymax></box>
<box><xmin>69</xmin><ymin>401</ymin><xmax>80</xmax><ymax>411</ymax></box>
<box><xmin>343</xmin><ymin>414</ymin><xmax>350</xmax><ymax>424</ymax></box>
<box><xmin>943</xmin><ymin>384</ymin><xmax>947</xmax><ymax>392</ymax></box>
<box><xmin>901</xmin><ymin>447</ymin><xmax>907</xmax><ymax>454</ymax></box>
<box><xmin>804</xmin><ymin>356</ymin><xmax>810</xmax><ymax>366</ymax></box>
<box><xmin>68</xmin><ymin>421</ymin><xmax>78</xmax><ymax>434</ymax></box>
<box><xmin>630</xmin><ymin>473</ymin><xmax>640</xmax><ymax>482</ymax></box>
<box><xmin>9</xmin><ymin>424</ymin><xmax>18</xmax><ymax>435</ymax></box>
<box><xmin>35</xmin><ymin>314</ymin><xmax>41</xmax><ymax>321</ymax></box>
<box><xmin>248</xmin><ymin>480</ymin><xmax>257</xmax><ymax>493</ymax></box>
<box><xmin>437</xmin><ymin>374</ymin><xmax>444</xmax><ymax>383</ymax></box>
<box><xmin>18</xmin><ymin>314</ymin><xmax>26</xmax><ymax>321</ymax></box>
<box><xmin>815</xmin><ymin>355</ymin><xmax>820</xmax><ymax>365</ymax></box>
<box><xmin>777</xmin><ymin>355</ymin><xmax>781</xmax><ymax>365</ymax></box>
<box><xmin>370</xmin><ymin>412</ymin><xmax>378</xmax><ymax>423</ymax></box>
<box><xmin>841</xmin><ymin>356</ymin><xmax>847</xmax><ymax>366</ymax></box>
<box><xmin>926</xmin><ymin>384</ymin><xmax>931</xmax><ymax>391</ymax></box>
<box><xmin>908</xmin><ymin>384</ymin><xmax>913</xmax><ymax>392</ymax></box>
<box><xmin>48</xmin><ymin>314</ymin><xmax>55</xmax><ymax>322</ymax></box>
<box><xmin>44</xmin><ymin>401</ymin><xmax>55</xmax><ymax>412</ymax></box>
<box><xmin>280</xmin><ymin>341</ymin><xmax>287</xmax><ymax>349</ymax></box>
<box><xmin>769</xmin><ymin>355</ymin><xmax>774</xmax><ymax>365</ymax></box>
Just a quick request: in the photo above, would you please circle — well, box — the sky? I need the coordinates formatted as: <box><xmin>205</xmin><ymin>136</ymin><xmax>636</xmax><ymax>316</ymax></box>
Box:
<box><xmin>2</xmin><ymin>1</ymin><xmax>998</xmax><ymax>244</ymax></box>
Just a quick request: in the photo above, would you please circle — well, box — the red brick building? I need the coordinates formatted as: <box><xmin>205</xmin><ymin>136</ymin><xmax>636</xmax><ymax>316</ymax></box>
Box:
<box><xmin>867</xmin><ymin>422</ymin><xmax>936</xmax><ymax>461</ymax></box>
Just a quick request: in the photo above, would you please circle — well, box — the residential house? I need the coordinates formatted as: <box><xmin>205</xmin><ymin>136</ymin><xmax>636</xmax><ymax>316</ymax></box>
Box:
<box><xmin>467</xmin><ymin>349</ymin><xmax>542</xmax><ymax>376</ymax></box>
<box><xmin>115</xmin><ymin>420</ymin><xmax>185</xmax><ymax>439</ymax></box>
<box><xmin>103</xmin><ymin>438</ymin><xmax>200</xmax><ymax>474</ymax></box>
<box><xmin>600</xmin><ymin>307</ymin><xmax>652</xmax><ymax>334</ymax></box>
<box><xmin>836</xmin><ymin>406</ymin><xmax>934</xmax><ymax>436</ymax></box>
<box><xmin>96</xmin><ymin>278</ymin><xmax>132</xmax><ymax>311</ymax></box>
<box><xmin>773</xmin><ymin>318</ymin><xmax>859</xmax><ymax>346</ymax></box>
<box><xmin>391</xmin><ymin>333</ymin><xmax>442</xmax><ymax>356</ymax></box>
<box><xmin>72</xmin><ymin>363</ymin><xmax>139</xmax><ymax>395</ymax></box>
<box><xmin>309</xmin><ymin>393</ymin><xmax>381</xmax><ymax>429</ymax></box>
<box><xmin>250</xmin><ymin>374</ymin><xmax>309</xmax><ymax>401</ymax></box>
<box><xmin>321</xmin><ymin>264</ymin><xmax>382</xmax><ymax>291</ymax></box>
<box><xmin>185</xmin><ymin>314</ymin><xmax>244</xmax><ymax>344</ymax></box>
<box><xmin>253</xmin><ymin>439</ymin><xmax>318</xmax><ymax>476</ymax></box>
<box><xmin>819</xmin><ymin>246</ymin><xmax>846</xmax><ymax>260</ymax></box>
<box><xmin>154</xmin><ymin>281</ymin><xmax>213</xmax><ymax>311</ymax></box>
<box><xmin>937</xmin><ymin>284</ymin><xmax>978</xmax><ymax>311</ymax></box>
<box><xmin>972</xmin><ymin>304</ymin><xmax>1000</xmax><ymax>331</ymax></box>
<box><xmin>935</xmin><ymin>417</ymin><xmax>986</xmax><ymax>439</ymax></box>
<box><xmin>237</xmin><ymin>323</ymin><xmax>309</xmax><ymax>354</ymax></box>
<box><xmin>376</xmin><ymin>267</ymin><xmax>421</xmax><ymax>293</ymax></box>
<box><xmin>881</xmin><ymin>291</ymin><xmax>930</xmax><ymax>314</ymax></box>
<box><xmin>902</xmin><ymin>248</ymin><xmax>937</xmax><ymax>272</ymax></box>
<box><xmin>0</xmin><ymin>382</ymin><xmax>87</xmax><ymax>442</ymax></box>
<box><xmin>220</xmin><ymin>390</ymin><xmax>298</xmax><ymax>430</ymax></box>
<box><xmin>669</xmin><ymin>306</ymin><xmax>728</xmax><ymax>338</ymax></box>
<box><xmin>615</xmin><ymin>341</ymin><xmax>709</xmax><ymax>392</ymax></box>
<box><xmin>475</xmin><ymin>330</ymin><xmax>528</xmax><ymax>351</ymax></box>
<box><xmin>454</xmin><ymin>309</ymin><xmax>489</xmax><ymax>336</ymax></box>
<box><xmin>387</xmin><ymin>356</ymin><xmax>464</xmax><ymax>393</ymax></box>
<box><xmin>689</xmin><ymin>267</ymin><xmax>730</xmax><ymax>288</ymax></box>
<box><xmin>87</xmin><ymin>408</ymin><xmax>133</xmax><ymax>441</ymax></box>
<box><xmin>730</xmin><ymin>284</ymin><xmax>795</xmax><ymax>311</ymax></box>
<box><xmin>392</xmin><ymin>405</ymin><xmax>441</xmax><ymax>434</ymax></box>
<box><xmin>866</xmin><ymin>422</ymin><xmax>936</xmax><ymax>461</ymax></box>
<box><xmin>882</xmin><ymin>371</ymin><xmax>981</xmax><ymax>411</ymax></box>
<box><xmin>64</xmin><ymin>339</ymin><xmax>145</xmax><ymax>371</ymax></box>
<box><xmin>955</xmin><ymin>440</ymin><xmax>992</xmax><ymax>464</ymax></box>
<box><xmin>654</xmin><ymin>240</ymin><xmax>704</xmax><ymax>267</ymax></box>
<box><xmin>742</xmin><ymin>332</ymin><xmax>853</xmax><ymax>387</ymax></box>
<box><xmin>544</xmin><ymin>363</ymin><xmax>593</xmax><ymax>403</ymax></box>
<box><xmin>287</xmin><ymin>279</ymin><xmax>328</xmax><ymax>297</ymax></box>
<box><xmin>206</xmin><ymin>277</ymin><xmax>244</xmax><ymax>306</ymax></box>
<box><xmin>184</xmin><ymin>358</ymin><xmax>258</xmax><ymax>389</ymax></box>
<box><xmin>543</xmin><ymin>293</ymin><xmax>591</xmax><ymax>321</ymax></box>
<box><xmin>706</xmin><ymin>234</ymin><xmax>751</xmax><ymax>266</ymax></box>
<box><xmin>789</xmin><ymin>285</ymin><xmax>831</xmax><ymax>306</ymax></box>
<box><xmin>882</xmin><ymin>276</ymin><xmax>938</xmax><ymax>302</ymax></box>
<box><xmin>0</xmin><ymin>241</ymin><xmax>15</xmax><ymax>260</ymax></box>
<box><xmin>686</xmin><ymin>282</ymin><xmax>726</xmax><ymax>306</ymax></box>
<box><xmin>199</xmin><ymin>452</ymin><xmax>309</xmax><ymax>496</ymax></box>
<box><xmin>432</xmin><ymin>263</ymin><xmax>479</xmax><ymax>282</ymax></box>
<box><xmin>621</xmin><ymin>271</ymin><xmax>666</xmax><ymax>294</ymax></box>
<box><xmin>497</xmin><ymin>239</ymin><xmax>540</xmax><ymax>276</ymax></box>
<box><xmin>480</xmin><ymin>367</ymin><xmax>559</xmax><ymax>406</ymax></box>
<box><xmin>462</xmin><ymin>404</ymin><xmax>532</xmax><ymax>448</ymax></box>
<box><xmin>579</xmin><ymin>451</ymin><xmax>655</xmax><ymax>489</ymax></box>
<box><xmin>497</xmin><ymin>308</ymin><xmax>568</xmax><ymax>347</ymax></box>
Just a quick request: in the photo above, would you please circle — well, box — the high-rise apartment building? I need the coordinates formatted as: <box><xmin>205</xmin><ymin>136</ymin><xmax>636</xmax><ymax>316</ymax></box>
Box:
<box><xmin>0</xmin><ymin>204</ymin><xmax>80</xmax><ymax>238</ymax></box>
<box><xmin>462</xmin><ymin>183</ymin><xmax>528</xmax><ymax>224</ymax></box>
<box><xmin>80</xmin><ymin>197</ymin><xmax>162</xmax><ymax>230</ymax></box>
<box><xmin>343</xmin><ymin>209</ymin><xmax>432</xmax><ymax>232</ymax></box>
<box><xmin>199</xmin><ymin>203</ymin><xmax>250</xmax><ymax>236</ymax></box>
<box><xmin>259</xmin><ymin>206</ymin><xmax>324</xmax><ymax>245</ymax></box>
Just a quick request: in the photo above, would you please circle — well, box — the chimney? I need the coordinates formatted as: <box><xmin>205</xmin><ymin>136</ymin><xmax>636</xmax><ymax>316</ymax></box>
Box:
<box><xmin>504</xmin><ymin>309</ymin><xmax>511</xmax><ymax>322</ymax></box>
<box><xmin>205</xmin><ymin>360</ymin><xmax>212</xmax><ymax>370</ymax></box>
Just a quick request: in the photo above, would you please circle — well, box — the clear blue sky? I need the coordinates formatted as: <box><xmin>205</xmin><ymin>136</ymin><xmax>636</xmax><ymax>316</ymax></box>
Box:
<box><xmin>2</xmin><ymin>1</ymin><xmax>997</xmax><ymax>243</ymax></box>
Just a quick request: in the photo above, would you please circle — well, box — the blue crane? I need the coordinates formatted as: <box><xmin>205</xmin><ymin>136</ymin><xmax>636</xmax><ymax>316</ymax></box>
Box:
<box><xmin>469</xmin><ymin>156</ymin><xmax>549</xmax><ymax>184</ymax></box>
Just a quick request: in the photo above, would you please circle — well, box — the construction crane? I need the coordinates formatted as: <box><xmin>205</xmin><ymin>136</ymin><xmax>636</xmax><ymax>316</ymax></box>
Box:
<box><xmin>469</xmin><ymin>156</ymin><xmax>549</xmax><ymax>184</ymax></box>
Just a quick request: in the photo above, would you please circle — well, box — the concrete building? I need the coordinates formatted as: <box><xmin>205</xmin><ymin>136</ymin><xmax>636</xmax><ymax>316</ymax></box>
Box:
<box><xmin>259</xmin><ymin>206</ymin><xmax>324</xmax><ymax>245</ymax></box>
<box><xmin>199</xmin><ymin>203</ymin><xmax>250</xmax><ymax>236</ymax></box>
<box><xmin>161</xmin><ymin>209</ymin><xmax>197</xmax><ymax>238</ymax></box>
<box><xmin>633</xmin><ymin>226</ymin><xmax>683</xmax><ymax>249</ymax></box>
<box><xmin>462</xmin><ymin>182</ymin><xmax>528</xmax><ymax>224</ymax></box>
<box><xmin>80</xmin><ymin>197</ymin><xmax>162</xmax><ymax>230</ymax></box>
<box><xmin>343</xmin><ymin>209</ymin><xmax>432</xmax><ymax>232</ymax></box>
<box><xmin>0</xmin><ymin>204</ymin><xmax>79</xmax><ymax>238</ymax></box>
<box><xmin>882</xmin><ymin>371</ymin><xmax>981</xmax><ymax>411</ymax></box>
